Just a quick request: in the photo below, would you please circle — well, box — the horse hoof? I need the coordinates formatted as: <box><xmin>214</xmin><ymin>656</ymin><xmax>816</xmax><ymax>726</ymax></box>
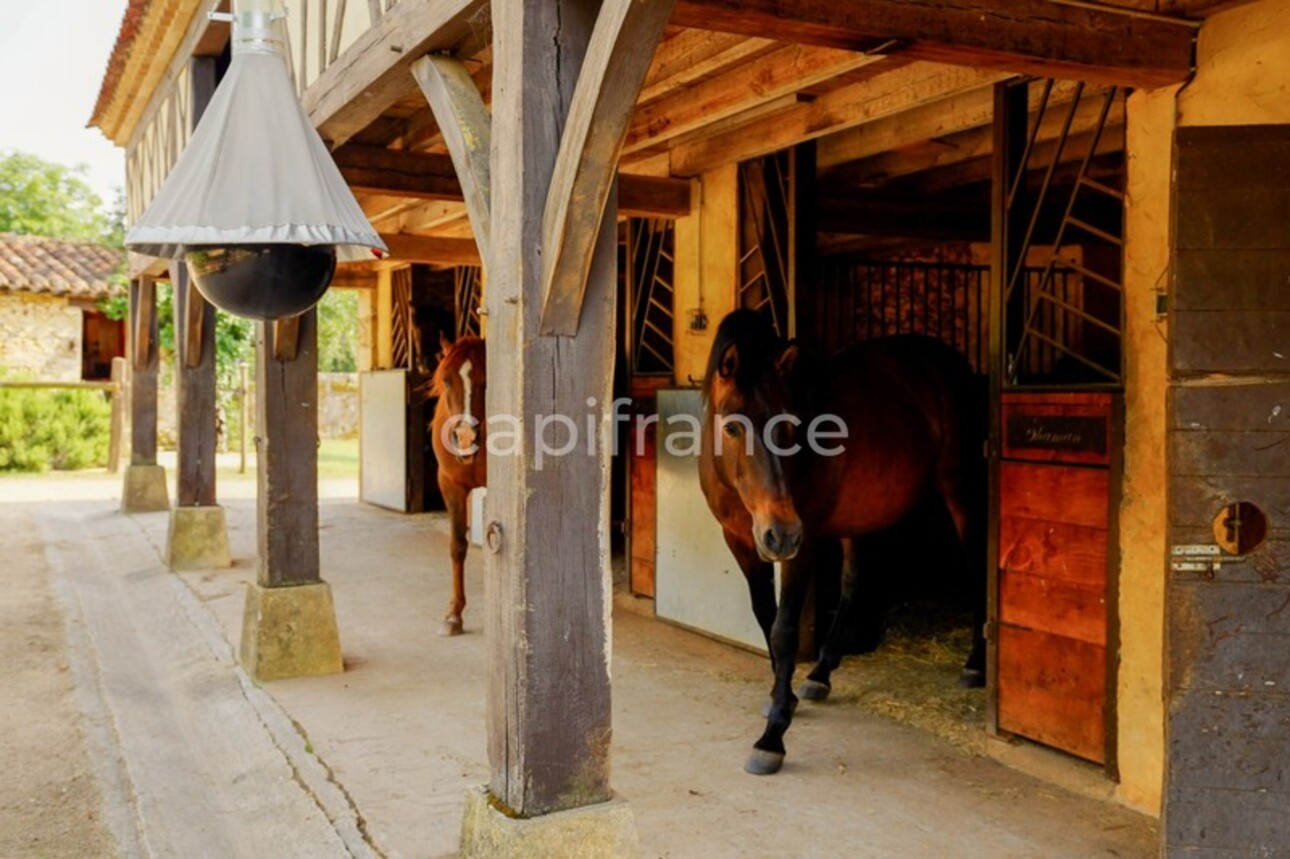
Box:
<box><xmin>744</xmin><ymin>749</ymin><xmax>785</xmax><ymax>776</ymax></box>
<box><xmin>438</xmin><ymin>618</ymin><xmax>464</xmax><ymax>637</ymax></box>
<box><xmin>959</xmin><ymin>668</ymin><xmax>985</xmax><ymax>689</ymax></box>
<box><xmin>798</xmin><ymin>679</ymin><xmax>831</xmax><ymax>701</ymax></box>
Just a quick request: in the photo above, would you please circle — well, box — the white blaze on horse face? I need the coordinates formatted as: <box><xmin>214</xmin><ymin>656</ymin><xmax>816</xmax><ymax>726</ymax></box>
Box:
<box><xmin>458</xmin><ymin>360</ymin><xmax>473</xmax><ymax>420</ymax></box>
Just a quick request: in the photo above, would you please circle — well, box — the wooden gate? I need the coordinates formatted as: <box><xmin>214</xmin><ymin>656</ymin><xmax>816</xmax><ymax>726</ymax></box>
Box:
<box><xmin>989</xmin><ymin>79</ymin><xmax>1126</xmax><ymax>767</ymax></box>
<box><xmin>996</xmin><ymin>392</ymin><xmax>1119</xmax><ymax>763</ymax></box>
<box><xmin>1164</xmin><ymin>125</ymin><xmax>1290</xmax><ymax>853</ymax></box>
<box><xmin>623</xmin><ymin>218</ymin><xmax>676</xmax><ymax>599</ymax></box>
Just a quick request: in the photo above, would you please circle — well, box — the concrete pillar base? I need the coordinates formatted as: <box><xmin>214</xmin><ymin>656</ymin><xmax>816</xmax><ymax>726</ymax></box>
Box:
<box><xmin>240</xmin><ymin>582</ymin><xmax>344</xmax><ymax>681</ymax></box>
<box><xmin>459</xmin><ymin>786</ymin><xmax>639</xmax><ymax>859</ymax></box>
<box><xmin>121</xmin><ymin>464</ymin><xmax>170</xmax><ymax>513</ymax></box>
<box><xmin>166</xmin><ymin>506</ymin><xmax>231</xmax><ymax>570</ymax></box>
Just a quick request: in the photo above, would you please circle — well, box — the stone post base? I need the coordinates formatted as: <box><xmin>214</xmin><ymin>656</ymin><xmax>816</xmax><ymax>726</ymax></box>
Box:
<box><xmin>460</xmin><ymin>786</ymin><xmax>639</xmax><ymax>858</ymax></box>
<box><xmin>240</xmin><ymin>582</ymin><xmax>344</xmax><ymax>681</ymax></box>
<box><xmin>121</xmin><ymin>464</ymin><xmax>169</xmax><ymax>513</ymax></box>
<box><xmin>166</xmin><ymin>506</ymin><xmax>231</xmax><ymax>570</ymax></box>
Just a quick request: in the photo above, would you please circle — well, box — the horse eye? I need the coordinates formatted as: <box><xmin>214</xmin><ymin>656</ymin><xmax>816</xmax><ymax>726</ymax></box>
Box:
<box><xmin>722</xmin><ymin>420</ymin><xmax>742</xmax><ymax>438</ymax></box>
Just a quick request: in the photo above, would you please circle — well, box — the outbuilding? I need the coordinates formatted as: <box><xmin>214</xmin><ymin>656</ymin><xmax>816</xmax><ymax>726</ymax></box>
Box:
<box><xmin>91</xmin><ymin>0</ymin><xmax>1290</xmax><ymax>853</ymax></box>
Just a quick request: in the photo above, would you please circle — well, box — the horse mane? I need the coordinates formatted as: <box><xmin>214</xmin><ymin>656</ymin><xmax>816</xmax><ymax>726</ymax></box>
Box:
<box><xmin>703</xmin><ymin>309</ymin><xmax>783</xmax><ymax>393</ymax></box>
<box><xmin>430</xmin><ymin>335</ymin><xmax>485</xmax><ymax>396</ymax></box>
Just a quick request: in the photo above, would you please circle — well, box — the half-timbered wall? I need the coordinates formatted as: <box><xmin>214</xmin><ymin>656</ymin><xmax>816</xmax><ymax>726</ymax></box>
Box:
<box><xmin>284</xmin><ymin>0</ymin><xmax>382</xmax><ymax>97</ymax></box>
<box><xmin>126</xmin><ymin>64</ymin><xmax>194</xmax><ymax>224</ymax></box>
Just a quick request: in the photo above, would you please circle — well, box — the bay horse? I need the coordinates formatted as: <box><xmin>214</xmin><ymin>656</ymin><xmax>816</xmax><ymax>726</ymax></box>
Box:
<box><xmin>429</xmin><ymin>333</ymin><xmax>486</xmax><ymax>637</ymax></box>
<box><xmin>698</xmin><ymin>309</ymin><xmax>985</xmax><ymax>775</ymax></box>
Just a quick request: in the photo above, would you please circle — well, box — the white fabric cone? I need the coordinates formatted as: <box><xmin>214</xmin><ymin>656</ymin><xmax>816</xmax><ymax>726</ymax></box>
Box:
<box><xmin>125</xmin><ymin>51</ymin><xmax>386</xmax><ymax>263</ymax></box>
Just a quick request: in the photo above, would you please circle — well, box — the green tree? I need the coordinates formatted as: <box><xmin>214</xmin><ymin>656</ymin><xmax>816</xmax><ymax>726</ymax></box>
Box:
<box><xmin>0</xmin><ymin>150</ymin><xmax>119</xmax><ymax>244</ymax></box>
<box><xmin>316</xmin><ymin>288</ymin><xmax>358</xmax><ymax>372</ymax></box>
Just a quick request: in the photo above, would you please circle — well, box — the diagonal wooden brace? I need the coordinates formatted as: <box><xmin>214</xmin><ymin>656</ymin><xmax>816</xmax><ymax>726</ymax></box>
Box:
<box><xmin>411</xmin><ymin>54</ymin><xmax>493</xmax><ymax>267</ymax></box>
<box><xmin>538</xmin><ymin>0</ymin><xmax>676</xmax><ymax>336</ymax></box>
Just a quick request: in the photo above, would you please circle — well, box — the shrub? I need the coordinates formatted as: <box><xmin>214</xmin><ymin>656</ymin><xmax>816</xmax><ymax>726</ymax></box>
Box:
<box><xmin>0</xmin><ymin>388</ymin><xmax>112</xmax><ymax>472</ymax></box>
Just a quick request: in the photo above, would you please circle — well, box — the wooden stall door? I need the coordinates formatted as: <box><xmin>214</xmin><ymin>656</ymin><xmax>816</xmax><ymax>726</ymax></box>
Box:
<box><xmin>996</xmin><ymin>392</ymin><xmax>1117</xmax><ymax>764</ymax></box>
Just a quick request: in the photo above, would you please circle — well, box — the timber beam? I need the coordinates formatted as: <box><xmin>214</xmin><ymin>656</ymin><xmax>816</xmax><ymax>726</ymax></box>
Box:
<box><xmin>411</xmin><ymin>55</ymin><xmax>494</xmax><ymax>265</ymax></box>
<box><xmin>379</xmin><ymin>233</ymin><xmax>483</xmax><ymax>266</ymax></box>
<box><xmin>303</xmin><ymin>0</ymin><xmax>486</xmax><ymax>149</ymax></box>
<box><xmin>336</xmin><ymin>145</ymin><xmax>692</xmax><ymax>218</ymax></box>
<box><xmin>672</xmin><ymin>0</ymin><xmax>1196</xmax><ymax>88</ymax></box>
<box><xmin>539</xmin><ymin>0</ymin><xmax>678</xmax><ymax>335</ymax></box>
<box><xmin>670</xmin><ymin>62</ymin><xmax>1011</xmax><ymax>177</ymax></box>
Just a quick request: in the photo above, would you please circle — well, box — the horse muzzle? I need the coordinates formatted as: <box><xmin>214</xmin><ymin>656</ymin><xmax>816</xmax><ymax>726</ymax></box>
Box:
<box><xmin>754</xmin><ymin>518</ymin><xmax>803</xmax><ymax>562</ymax></box>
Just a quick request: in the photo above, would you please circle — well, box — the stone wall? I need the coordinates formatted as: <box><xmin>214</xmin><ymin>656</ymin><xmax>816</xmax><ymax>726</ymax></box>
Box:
<box><xmin>318</xmin><ymin>373</ymin><xmax>358</xmax><ymax>439</ymax></box>
<box><xmin>0</xmin><ymin>295</ymin><xmax>83</xmax><ymax>382</ymax></box>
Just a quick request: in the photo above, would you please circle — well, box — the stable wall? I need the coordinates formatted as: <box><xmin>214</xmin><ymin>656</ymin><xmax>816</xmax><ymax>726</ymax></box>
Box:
<box><xmin>1115</xmin><ymin>0</ymin><xmax>1290</xmax><ymax>816</ymax></box>
<box><xmin>673</xmin><ymin>165</ymin><xmax>739</xmax><ymax>386</ymax></box>
<box><xmin>0</xmin><ymin>294</ymin><xmax>83</xmax><ymax>382</ymax></box>
<box><xmin>1118</xmin><ymin>85</ymin><xmax>1177</xmax><ymax>816</ymax></box>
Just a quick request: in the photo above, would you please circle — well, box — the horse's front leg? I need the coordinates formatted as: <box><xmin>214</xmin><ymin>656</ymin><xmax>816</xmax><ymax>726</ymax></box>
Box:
<box><xmin>438</xmin><ymin>481</ymin><xmax>469</xmax><ymax>637</ymax></box>
<box><xmin>801</xmin><ymin>537</ymin><xmax>856</xmax><ymax>701</ymax></box>
<box><xmin>746</xmin><ymin>546</ymin><xmax>814</xmax><ymax>776</ymax></box>
<box><xmin>723</xmin><ymin>530</ymin><xmax>777</xmax><ymax>657</ymax></box>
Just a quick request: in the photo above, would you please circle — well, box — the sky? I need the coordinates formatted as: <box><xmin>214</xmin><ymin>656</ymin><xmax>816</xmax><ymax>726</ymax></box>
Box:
<box><xmin>0</xmin><ymin>0</ymin><xmax>131</xmax><ymax>206</ymax></box>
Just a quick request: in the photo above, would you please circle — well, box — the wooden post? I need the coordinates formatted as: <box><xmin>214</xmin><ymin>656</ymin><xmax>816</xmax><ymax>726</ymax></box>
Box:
<box><xmin>239</xmin><ymin>362</ymin><xmax>250</xmax><ymax>475</ymax></box>
<box><xmin>165</xmin><ymin>56</ymin><xmax>229</xmax><ymax>569</ymax></box>
<box><xmin>121</xmin><ymin>274</ymin><xmax>170</xmax><ymax>512</ymax></box>
<box><xmin>107</xmin><ymin>356</ymin><xmax>127</xmax><ymax>474</ymax></box>
<box><xmin>986</xmin><ymin>80</ymin><xmax>1030</xmax><ymax>735</ymax></box>
<box><xmin>171</xmin><ymin>263</ymin><xmax>218</xmax><ymax>508</ymax></box>
<box><xmin>129</xmin><ymin>276</ymin><xmax>160</xmax><ymax>466</ymax></box>
<box><xmin>240</xmin><ymin>307</ymin><xmax>342</xmax><ymax>680</ymax></box>
<box><xmin>484</xmin><ymin>0</ymin><xmax>620</xmax><ymax>819</ymax></box>
<box><xmin>256</xmin><ymin>308</ymin><xmax>321</xmax><ymax>587</ymax></box>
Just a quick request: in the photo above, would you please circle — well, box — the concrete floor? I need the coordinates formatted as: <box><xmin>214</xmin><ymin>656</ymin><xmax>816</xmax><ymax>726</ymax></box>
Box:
<box><xmin>11</xmin><ymin>472</ymin><xmax>1158</xmax><ymax>858</ymax></box>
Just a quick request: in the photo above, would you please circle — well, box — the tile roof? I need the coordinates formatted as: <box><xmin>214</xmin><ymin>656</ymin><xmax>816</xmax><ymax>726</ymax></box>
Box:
<box><xmin>90</xmin><ymin>0</ymin><xmax>154</xmax><ymax>138</ymax></box>
<box><xmin>0</xmin><ymin>234</ymin><xmax>126</xmax><ymax>301</ymax></box>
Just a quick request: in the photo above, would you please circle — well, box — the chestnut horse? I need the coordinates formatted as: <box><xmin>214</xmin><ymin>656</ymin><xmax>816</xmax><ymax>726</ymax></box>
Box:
<box><xmin>429</xmin><ymin>334</ymin><xmax>486</xmax><ymax>636</ymax></box>
<box><xmin>698</xmin><ymin>309</ymin><xmax>984</xmax><ymax>775</ymax></box>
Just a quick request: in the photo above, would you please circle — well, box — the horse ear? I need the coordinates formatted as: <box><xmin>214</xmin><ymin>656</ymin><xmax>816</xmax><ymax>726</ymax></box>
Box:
<box><xmin>776</xmin><ymin>343</ymin><xmax>799</xmax><ymax>379</ymax></box>
<box><xmin>439</xmin><ymin>331</ymin><xmax>452</xmax><ymax>351</ymax></box>
<box><xmin>719</xmin><ymin>343</ymin><xmax>739</xmax><ymax>379</ymax></box>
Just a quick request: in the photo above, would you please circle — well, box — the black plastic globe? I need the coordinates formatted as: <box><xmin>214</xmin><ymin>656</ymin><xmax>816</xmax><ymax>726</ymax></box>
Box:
<box><xmin>185</xmin><ymin>244</ymin><xmax>337</xmax><ymax>321</ymax></box>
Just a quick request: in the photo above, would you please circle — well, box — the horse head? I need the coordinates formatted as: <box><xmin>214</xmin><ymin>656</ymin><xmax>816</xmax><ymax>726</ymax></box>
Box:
<box><xmin>701</xmin><ymin>310</ymin><xmax>804</xmax><ymax>562</ymax></box>
<box><xmin>433</xmin><ymin>332</ymin><xmax>486</xmax><ymax>464</ymax></box>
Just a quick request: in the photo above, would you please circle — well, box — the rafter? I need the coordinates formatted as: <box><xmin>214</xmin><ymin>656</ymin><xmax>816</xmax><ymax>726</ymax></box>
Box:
<box><xmin>817</xmin><ymin>79</ymin><xmax>1080</xmax><ymax>170</ymax></box>
<box><xmin>827</xmin><ymin>87</ymin><xmax>1121</xmax><ymax>189</ymax></box>
<box><xmin>670</xmin><ymin>62</ymin><xmax>1011</xmax><ymax>177</ymax></box>
<box><xmin>624</xmin><ymin>43</ymin><xmax>886</xmax><ymax>154</ymax></box>
<box><xmin>379</xmin><ymin>233</ymin><xmax>482</xmax><ymax>265</ymax></box>
<box><xmin>672</xmin><ymin>0</ymin><xmax>1196</xmax><ymax>87</ymax></box>
<box><xmin>338</xmin><ymin>144</ymin><xmax>692</xmax><ymax>218</ymax></box>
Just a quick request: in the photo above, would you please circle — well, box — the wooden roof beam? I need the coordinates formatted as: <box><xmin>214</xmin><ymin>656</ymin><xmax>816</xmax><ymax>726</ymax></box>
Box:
<box><xmin>670</xmin><ymin>62</ymin><xmax>1011</xmax><ymax>177</ymax></box>
<box><xmin>817</xmin><ymin>79</ymin><xmax>1081</xmax><ymax>171</ymax></box>
<box><xmin>303</xmin><ymin>0</ymin><xmax>486</xmax><ymax>149</ymax></box>
<box><xmin>379</xmin><ymin>233</ymin><xmax>482</xmax><ymax>266</ymax></box>
<box><xmin>337</xmin><ymin>146</ymin><xmax>694</xmax><ymax>219</ymax></box>
<box><xmin>671</xmin><ymin>0</ymin><xmax>1196</xmax><ymax>88</ymax></box>
<box><xmin>624</xmin><ymin>43</ymin><xmax>887</xmax><ymax>155</ymax></box>
<box><xmin>828</xmin><ymin>87</ymin><xmax>1122</xmax><ymax>189</ymax></box>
